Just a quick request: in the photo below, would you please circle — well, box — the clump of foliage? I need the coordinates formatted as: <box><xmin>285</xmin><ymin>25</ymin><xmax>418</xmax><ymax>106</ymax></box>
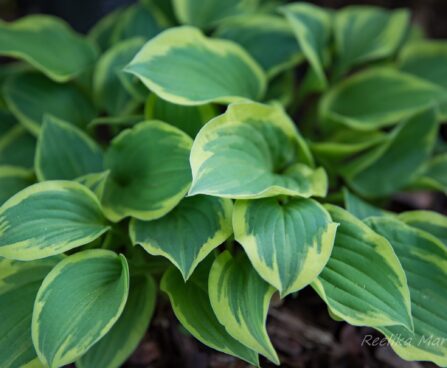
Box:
<box><xmin>0</xmin><ymin>0</ymin><xmax>446</xmax><ymax>367</ymax></box>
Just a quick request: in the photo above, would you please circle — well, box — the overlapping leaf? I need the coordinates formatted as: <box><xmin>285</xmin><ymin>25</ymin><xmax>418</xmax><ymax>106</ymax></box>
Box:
<box><xmin>415</xmin><ymin>154</ymin><xmax>447</xmax><ymax>193</ymax></box>
<box><xmin>126</xmin><ymin>27</ymin><xmax>266</xmax><ymax>105</ymax></box>
<box><xmin>233</xmin><ymin>197</ymin><xmax>337</xmax><ymax>296</ymax></box>
<box><xmin>32</xmin><ymin>250</ymin><xmax>129</xmax><ymax>368</ymax></box>
<box><xmin>0</xmin><ymin>181</ymin><xmax>109</xmax><ymax>260</ymax></box>
<box><xmin>398</xmin><ymin>210</ymin><xmax>447</xmax><ymax>247</ymax></box>
<box><xmin>0</xmin><ymin>166</ymin><xmax>33</xmax><ymax>205</ymax></box>
<box><xmin>189</xmin><ymin>102</ymin><xmax>326</xmax><ymax>199</ymax></box>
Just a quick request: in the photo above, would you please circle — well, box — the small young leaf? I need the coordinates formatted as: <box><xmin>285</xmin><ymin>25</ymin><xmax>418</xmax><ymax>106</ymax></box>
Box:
<box><xmin>320</xmin><ymin>68</ymin><xmax>446</xmax><ymax>130</ymax></box>
<box><xmin>281</xmin><ymin>3</ymin><xmax>332</xmax><ymax>89</ymax></box>
<box><xmin>125</xmin><ymin>26</ymin><xmax>266</xmax><ymax>105</ymax></box>
<box><xmin>3</xmin><ymin>72</ymin><xmax>97</xmax><ymax>135</ymax></box>
<box><xmin>77</xmin><ymin>273</ymin><xmax>156</xmax><ymax>368</ymax></box>
<box><xmin>161</xmin><ymin>263</ymin><xmax>259</xmax><ymax>366</ymax></box>
<box><xmin>209</xmin><ymin>251</ymin><xmax>279</xmax><ymax>365</ymax></box>
<box><xmin>367</xmin><ymin>218</ymin><xmax>447</xmax><ymax>367</ymax></box>
<box><xmin>0</xmin><ymin>181</ymin><xmax>110</xmax><ymax>260</ymax></box>
<box><xmin>0</xmin><ymin>166</ymin><xmax>34</xmax><ymax>205</ymax></box>
<box><xmin>145</xmin><ymin>94</ymin><xmax>216</xmax><ymax>138</ymax></box>
<box><xmin>0</xmin><ymin>15</ymin><xmax>97</xmax><ymax>82</ymax></box>
<box><xmin>131</xmin><ymin>195</ymin><xmax>233</xmax><ymax>280</ymax></box>
<box><xmin>398</xmin><ymin>210</ymin><xmax>447</xmax><ymax>247</ymax></box>
<box><xmin>0</xmin><ymin>257</ymin><xmax>61</xmax><ymax>368</ymax></box>
<box><xmin>36</xmin><ymin>115</ymin><xmax>104</xmax><ymax>181</ymax></box>
<box><xmin>313</xmin><ymin>205</ymin><xmax>413</xmax><ymax>331</ymax></box>
<box><xmin>189</xmin><ymin>102</ymin><xmax>325</xmax><ymax>199</ymax></box>
<box><xmin>233</xmin><ymin>197</ymin><xmax>337</xmax><ymax>296</ymax></box>
<box><xmin>32</xmin><ymin>250</ymin><xmax>129</xmax><ymax>368</ymax></box>
<box><xmin>215</xmin><ymin>14</ymin><xmax>303</xmax><ymax>78</ymax></box>
<box><xmin>102</xmin><ymin>120</ymin><xmax>192</xmax><ymax>222</ymax></box>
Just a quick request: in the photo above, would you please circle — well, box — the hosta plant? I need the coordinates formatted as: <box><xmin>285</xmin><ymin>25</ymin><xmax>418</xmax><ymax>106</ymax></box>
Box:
<box><xmin>0</xmin><ymin>0</ymin><xmax>447</xmax><ymax>367</ymax></box>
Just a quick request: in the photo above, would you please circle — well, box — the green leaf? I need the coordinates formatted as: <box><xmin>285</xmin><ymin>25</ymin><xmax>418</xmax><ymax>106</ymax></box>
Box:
<box><xmin>88</xmin><ymin>115</ymin><xmax>143</xmax><ymax>130</ymax></box>
<box><xmin>345</xmin><ymin>108</ymin><xmax>438</xmax><ymax>198</ymax></box>
<box><xmin>32</xmin><ymin>250</ymin><xmax>129</xmax><ymax>368</ymax></box>
<box><xmin>125</xmin><ymin>26</ymin><xmax>266</xmax><ymax>106</ymax></box>
<box><xmin>161</xmin><ymin>263</ymin><xmax>259</xmax><ymax>366</ymax></box>
<box><xmin>35</xmin><ymin>115</ymin><xmax>104</xmax><ymax>181</ymax></box>
<box><xmin>343</xmin><ymin>188</ymin><xmax>389</xmax><ymax>220</ymax></box>
<box><xmin>173</xmin><ymin>0</ymin><xmax>258</xmax><ymax>29</ymax></box>
<box><xmin>209</xmin><ymin>251</ymin><xmax>279</xmax><ymax>364</ymax></box>
<box><xmin>233</xmin><ymin>197</ymin><xmax>337</xmax><ymax>296</ymax></box>
<box><xmin>0</xmin><ymin>116</ymin><xmax>36</xmax><ymax>168</ymax></box>
<box><xmin>320</xmin><ymin>68</ymin><xmax>446</xmax><ymax>130</ymax></box>
<box><xmin>0</xmin><ymin>257</ymin><xmax>61</xmax><ymax>368</ymax></box>
<box><xmin>0</xmin><ymin>181</ymin><xmax>110</xmax><ymax>260</ymax></box>
<box><xmin>366</xmin><ymin>218</ymin><xmax>447</xmax><ymax>367</ymax></box>
<box><xmin>3</xmin><ymin>72</ymin><xmax>97</xmax><ymax>135</ymax></box>
<box><xmin>189</xmin><ymin>102</ymin><xmax>325</xmax><ymax>199</ymax></box>
<box><xmin>215</xmin><ymin>15</ymin><xmax>303</xmax><ymax>78</ymax></box>
<box><xmin>281</xmin><ymin>3</ymin><xmax>332</xmax><ymax>89</ymax></box>
<box><xmin>334</xmin><ymin>6</ymin><xmax>409</xmax><ymax>75</ymax></box>
<box><xmin>131</xmin><ymin>195</ymin><xmax>233</xmax><ymax>280</ymax></box>
<box><xmin>75</xmin><ymin>171</ymin><xmax>110</xmax><ymax>201</ymax></box>
<box><xmin>94</xmin><ymin>38</ymin><xmax>146</xmax><ymax>116</ymax></box>
<box><xmin>312</xmin><ymin>205</ymin><xmax>413</xmax><ymax>331</ymax></box>
<box><xmin>102</xmin><ymin>120</ymin><xmax>192</xmax><ymax>222</ymax></box>
<box><xmin>77</xmin><ymin>273</ymin><xmax>156</xmax><ymax>368</ymax></box>
<box><xmin>88</xmin><ymin>8</ymin><xmax>123</xmax><ymax>52</ymax></box>
<box><xmin>0</xmin><ymin>166</ymin><xmax>34</xmax><ymax>205</ymax></box>
<box><xmin>415</xmin><ymin>153</ymin><xmax>447</xmax><ymax>193</ymax></box>
<box><xmin>145</xmin><ymin>93</ymin><xmax>216</xmax><ymax>138</ymax></box>
<box><xmin>398</xmin><ymin>210</ymin><xmax>447</xmax><ymax>247</ymax></box>
<box><xmin>0</xmin><ymin>15</ymin><xmax>97</xmax><ymax>82</ymax></box>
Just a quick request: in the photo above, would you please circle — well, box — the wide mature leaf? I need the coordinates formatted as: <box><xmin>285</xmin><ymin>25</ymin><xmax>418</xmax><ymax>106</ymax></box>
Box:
<box><xmin>333</xmin><ymin>6</ymin><xmax>409</xmax><ymax>75</ymax></box>
<box><xmin>0</xmin><ymin>117</ymin><xmax>36</xmax><ymax>168</ymax></box>
<box><xmin>32</xmin><ymin>250</ymin><xmax>129</xmax><ymax>368</ymax></box>
<box><xmin>343</xmin><ymin>188</ymin><xmax>388</xmax><ymax>220</ymax></box>
<box><xmin>233</xmin><ymin>197</ymin><xmax>337</xmax><ymax>296</ymax></box>
<box><xmin>77</xmin><ymin>273</ymin><xmax>156</xmax><ymax>368</ymax></box>
<box><xmin>189</xmin><ymin>102</ymin><xmax>326</xmax><ymax>199</ymax></box>
<box><xmin>344</xmin><ymin>108</ymin><xmax>437</xmax><ymax>198</ymax></box>
<box><xmin>313</xmin><ymin>206</ymin><xmax>413</xmax><ymax>330</ymax></box>
<box><xmin>94</xmin><ymin>38</ymin><xmax>145</xmax><ymax>116</ymax></box>
<box><xmin>209</xmin><ymin>251</ymin><xmax>279</xmax><ymax>364</ymax></box>
<box><xmin>125</xmin><ymin>26</ymin><xmax>266</xmax><ymax>105</ymax></box>
<box><xmin>102</xmin><ymin>120</ymin><xmax>192</xmax><ymax>222</ymax></box>
<box><xmin>173</xmin><ymin>0</ymin><xmax>257</xmax><ymax>29</ymax></box>
<box><xmin>0</xmin><ymin>181</ymin><xmax>109</xmax><ymax>260</ymax></box>
<box><xmin>0</xmin><ymin>166</ymin><xmax>33</xmax><ymax>205</ymax></box>
<box><xmin>35</xmin><ymin>116</ymin><xmax>104</xmax><ymax>181</ymax></box>
<box><xmin>145</xmin><ymin>94</ymin><xmax>216</xmax><ymax>138</ymax></box>
<box><xmin>131</xmin><ymin>195</ymin><xmax>233</xmax><ymax>280</ymax></box>
<box><xmin>416</xmin><ymin>153</ymin><xmax>447</xmax><ymax>193</ymax></box>
<box><xmin>320</xmin><ymin>68</ymin><xmax>446</xmax><ymax>130</ymax></box>
<box><xmin>367</xmin><ymin>218</ymin><xmax>447</xmax><ymax>367</ymax></box>
<box><xmin>3</xmin><ymin>72</ymin><xmax>97</xmax><ymax>135</ymax></box>
<box><xmin>0</xmin><ymin>257</ymin><xmax>61</xmax><ymax>368</ymax></box>
<box><xmin>398</xmin><ymin>210</ymin><xmax>447</xmax><ymax>247</ymax></box>
<box><xmin>281</xmin><ymin>3</ymin><xmax>332</xmax><ymax>89</ymax></box>
<box><xmin>0</xmin><ymin>15</ymin><xmax>97</xmax><ymax>82</ymax></box>
<box><xmin>215</xmin><ymin>15</ymin><xmax>303</xmax><ymax>78</ymax></box>
<box><xmin>161</xmin><ymin>263</ymin><xmax>259</xmax><ymax>366</ymax></box>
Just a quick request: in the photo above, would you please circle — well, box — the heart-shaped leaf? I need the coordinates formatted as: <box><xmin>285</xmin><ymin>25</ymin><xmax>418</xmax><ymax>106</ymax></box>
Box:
<box><xmin>209</xmin><ymin>251</ymin><xmax>279</xmax><ymax>364</ymax></box>
<box><xmin>102</xmin><ymin>120</ymin><xmax>193</xmax><ymax>222</ymax></box>
<box><xmin>189</xmin><ymin>102</ymin><xmax>326</xmax><ymax>199</ymax></box>
<box><xmin>233</xmin><ymin>197</ymin><xmax>337</xmax><ymax>296</ymax></box>
<box><xmin>313</xmin><ymin>205</ymin><xmax>413</xmax><ymax>331</ymax></box>
<box><xmin>3</xmin><ymin>72</ymin><xmax>97</xmax><ymax>135</ymax></box>
<box><xmin>36</xmin><ymin>115</ymin><xmax>104</xmax><ymax>181</ymax></box>
<box><xmin>125</xmin><ymin>26</ymin><xmax>266</xmax><ymax>105</ymax></box>
<box><xmin>77</xmin><ymin>273</ymin><xmax>156</xmax><ymax>368</ymax></box>
<box><xmin>0</xmin><ymin>15</ymin><xmax>97</xmax><ymax>82</ymax></box>
<box><xmin>32</xmin><ymin>250</ymin><xmax>129</xmax><ymax>368</ymax></box>
<box><xmin>161</xmin><ymin>262</ymin><xmax>259</xmax><ymax>366</ymax></box>
<box><xmin>367</xmin><ymin>218</ymin><xmax>447</xmax><ymax>367</ymax></box>
<box><xmin>131</xmin><ymin>195</ymin><xmax>233</xmax><ymax>280</ymax></box>
<box><xmin>0</xmin><ymin>181</ymin><xmax>110</xmax><ymax>260</ymax></box>
<box><xmin>0</xmin><ymin>257</ymin><xmax>61</xmax><ymax>367</ymax></box>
